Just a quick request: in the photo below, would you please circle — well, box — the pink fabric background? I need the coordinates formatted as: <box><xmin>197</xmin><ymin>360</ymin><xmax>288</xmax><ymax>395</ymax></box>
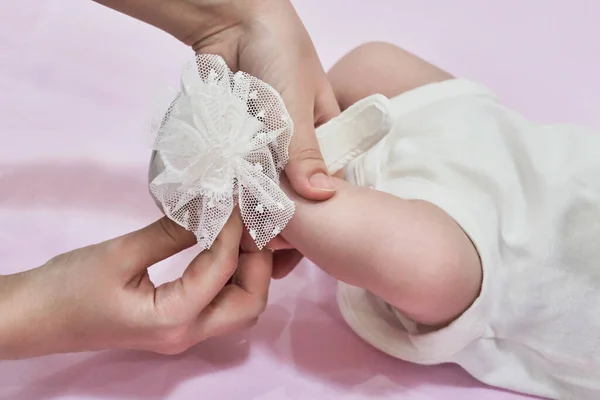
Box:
<box><xmin>1</xmin><ymin>1</ymin><xmax>598</xmax><ymax>399</ymax></box>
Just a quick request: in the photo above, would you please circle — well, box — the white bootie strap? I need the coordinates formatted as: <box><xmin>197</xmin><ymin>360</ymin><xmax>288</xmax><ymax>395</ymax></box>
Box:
<box><xmin>317</xmin><ymin>94</ymin><xmax>392</xmax><ymax>174</ymax></box>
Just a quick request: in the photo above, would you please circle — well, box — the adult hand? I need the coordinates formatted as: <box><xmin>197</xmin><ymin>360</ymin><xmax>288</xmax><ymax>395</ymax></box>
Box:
<box><xmin>94</xmin><ymin>0</ymin><xmax>340</xmax><ymax>278</ymax></box>
<box><xmin>192</xmin><ymin>0</ymin><xmax>341</xmax><ymax>200</ymax></box>
<box><xmin>192</xmin><ymin>0</ymin><xmax>341</xmax><ymax>278</ymax></box>
<box><xmin>0</xmin><ymin>213</ymin><xmax>272</xmax><ymax>360</ymax></box>
<box><xmin>95</xmin><ymin>0</ymin><xmax>340</xmax><ymax>200</ymax></box>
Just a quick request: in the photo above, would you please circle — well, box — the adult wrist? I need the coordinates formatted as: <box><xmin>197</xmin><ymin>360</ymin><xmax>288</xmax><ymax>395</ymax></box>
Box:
<box><xmin>0</xmin><ymin>270</ymin><xmax>59</xmax><ymax>359</ymax></box>
<box><xmin>93</xmin><ymin>0</ymin><xmax>252</xmax><ymax>48</ymax></box>
<box><xmin>166</xmin><ymin>0</ymin><xmax>244</xmax><ymax>47</ymax></box>
<box><xmin>0</xmin><ymin>273</ymin><xmax>26</xmax><ymax>359</ymax></box>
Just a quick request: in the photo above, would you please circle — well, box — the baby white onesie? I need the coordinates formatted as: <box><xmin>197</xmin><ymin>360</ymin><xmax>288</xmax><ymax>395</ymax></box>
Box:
<box><xmin>318</xmin><ymin>79</ymin><xmax>600</xmax><ymax>400</ymax></box>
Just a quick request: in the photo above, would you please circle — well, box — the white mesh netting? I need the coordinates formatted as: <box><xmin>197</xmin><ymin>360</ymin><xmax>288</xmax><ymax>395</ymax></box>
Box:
<box><xmin>149</xmin><ymin>54</ymin><xmax>295</xmax><ymax>251</ymax></box>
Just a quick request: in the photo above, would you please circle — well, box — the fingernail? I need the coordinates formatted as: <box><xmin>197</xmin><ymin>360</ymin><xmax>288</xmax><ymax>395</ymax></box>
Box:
<box><xmin>309</xmin><ymin>173</ymin><xmax>336</xmax><ymax>191</ymax></box>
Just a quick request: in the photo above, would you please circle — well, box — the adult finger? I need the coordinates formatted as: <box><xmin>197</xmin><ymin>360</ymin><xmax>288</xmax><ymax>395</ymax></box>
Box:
<box><xmin>285</xmin><ymin>121</ymin><xmax>334</xmax><ymax>199</ymax></box>
<box><xmin>280</xmin><ymin>71</ymin><xmax>335</xmax><ymax>201</ymax></box>
<box><xmin>272</xmin><ymin>249</ymin><xmax>303</xmax><ymax>279</ymax></box>
<box><xmin>153</xmin><ymin>211</ymin><xmax>243</xmax><ymax>314</ymax></box>
<box><xmin>192</xmin><ymin>249</ymin><xmax>273</xmax><ymax>340</ymax></box>
<box><xmin>314</xmin><ymin>79</ymin><xmax>342</xmax><ymax>128</ymax></box>
<box><xmin>240</xmin><ymin>229</ymin><xmax>259</xmax><ymax>253</ymax></box>
<box><xmin>113</xmin><ymin>217</ymin><xmax>196</xmax><ymax>276</ymax></box>
<box><xmin>232</xmin><ymin>250</ymin><xmax>273</xmax><ymax>298</ymax></box>
<box><xmin>285</xmin><ymin>78</ymin><xmax>341</xmax><ymax>200</ymax></box>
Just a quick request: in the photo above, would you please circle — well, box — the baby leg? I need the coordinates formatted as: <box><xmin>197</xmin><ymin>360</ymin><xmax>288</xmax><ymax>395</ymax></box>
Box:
<box><xmin>328</xmin><ymin>42</ymin><xmax>452</xmax><ymax>110</ymax></box>
<box><xmin>319</xmin><ymin>43</ymin><xmax>481</xmax><ymax>327</ymax></box>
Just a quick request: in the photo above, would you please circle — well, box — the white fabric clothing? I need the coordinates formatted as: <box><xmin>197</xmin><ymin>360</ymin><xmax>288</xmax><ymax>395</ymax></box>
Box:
<box><xmin>317</xmin><ymin>79</ymin><xmax>600</xmax><ymax>400</ymax></box>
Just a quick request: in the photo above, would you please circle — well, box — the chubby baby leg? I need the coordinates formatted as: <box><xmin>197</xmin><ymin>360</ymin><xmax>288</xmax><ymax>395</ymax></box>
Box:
<box><xmin>328</xmin><ymin>42</ymin><xmax>452</xmax><ymax>110</ymax></box>
<box><xmin>280</xmin><ymin>43</ymin><xmax>481</xmax><ymax>327</ymax></box>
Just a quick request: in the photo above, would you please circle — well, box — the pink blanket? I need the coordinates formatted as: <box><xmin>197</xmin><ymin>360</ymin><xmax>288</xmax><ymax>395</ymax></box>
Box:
<box><xmin>2</xmin><ymin>1</ymin><xmax>598</xmax><ymax>398</ymax></box>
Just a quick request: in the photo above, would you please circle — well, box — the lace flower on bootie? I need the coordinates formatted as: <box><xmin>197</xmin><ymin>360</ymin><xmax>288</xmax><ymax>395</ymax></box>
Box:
<box><xmin>149</xmin><ymin>54</ymin><xmax>295</xmax><ymax>251</ymax></box>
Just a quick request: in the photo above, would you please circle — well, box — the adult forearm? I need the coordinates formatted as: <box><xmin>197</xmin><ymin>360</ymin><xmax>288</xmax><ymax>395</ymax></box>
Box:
<box><xmin>92</xmin><ymin>0</ymin><xmax>244</xmax><ymax>46</ymax></box>
<box><xmin>0</xmin><ymin>270</ymin><xmax>59</xmax><ymax>359</ymax></box>
<box><xmin>0</xmin><ymin>273</ymin><xmax>26</xmax><ymax>359</ymax></box>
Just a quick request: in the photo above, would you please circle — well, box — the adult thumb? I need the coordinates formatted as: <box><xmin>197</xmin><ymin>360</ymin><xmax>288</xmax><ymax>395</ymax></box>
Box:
<box><xmin>285</xmin><ymin>82</ymin><xmax>340</xmax><ymax>201</ymax></box>
<box><xmin>116</xmin><ymin>217</ymin><xmax>197</xmax><ymax>276</ymax></box>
